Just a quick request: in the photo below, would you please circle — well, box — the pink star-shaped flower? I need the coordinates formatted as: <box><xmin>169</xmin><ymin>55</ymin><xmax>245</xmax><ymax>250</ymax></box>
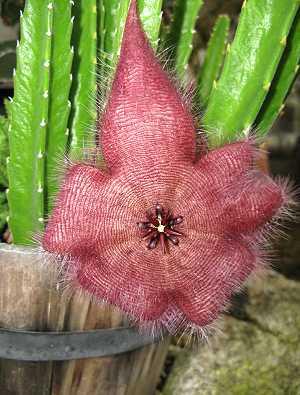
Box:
<box><xmin>43</xmin><ymin>0</ymin><xmax>289</xmax><ymax>336</ymax></box>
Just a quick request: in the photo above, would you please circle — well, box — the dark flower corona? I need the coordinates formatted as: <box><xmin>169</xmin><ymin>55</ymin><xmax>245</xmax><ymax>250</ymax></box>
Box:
<box><xmin>43</xmin><ymin>0</ymin><xmax>290</xmax><ymax>336</ymax></box>
<box><xmin>138</xmin><ymin>204</ymin><xmax>184</xmax><ymax>253</ymax></box>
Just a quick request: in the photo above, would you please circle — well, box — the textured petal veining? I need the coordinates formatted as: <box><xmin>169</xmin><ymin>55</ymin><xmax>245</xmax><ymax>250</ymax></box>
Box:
<box><xmin>100</xmin><ymin>0</ymin><xmax>197</xmax><ymax>174</ymax></box>
<box><xmin>43</xmin><ymin>0</ymin><xmax>290</xmax><ymax>336</ymax></box>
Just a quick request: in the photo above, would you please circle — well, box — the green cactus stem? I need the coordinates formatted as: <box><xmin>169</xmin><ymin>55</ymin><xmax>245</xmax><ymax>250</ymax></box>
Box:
<box><xmin>203</xmin><ymin>0</ymin><xmax>299</xmax><ymax>148</ymax></box>
<box><xmin>138</xmin><ymin>0</ymin><xmax>163</xmax><ymax>49</ymax></box>
<box><xmin>167</xmin><ymin>0</ymin><xmax>204</xmax><ymax>77</ymax></box>
<box><xmin>98</xmin><ymin>0</ymin><xmax>105</xmax><ymax>56</ymax></box>
<box><xmin>197</xmin><ymin>15</ymin><xmax>230</xmax><ymax>106</ymax></box>
<box><xmin>165</xmin><ymin>0</ymin><xmax>187</xmax><ymax>57</ymax></box>
<box><xmin>69</xmin><ymin>0</ymin><xmax>98</xmax><ymax>156</ymax></box>
<box><xmin>45</xmin><ymin>0</ymin><xmax>73</xmax><ymax>213</ymax></box>
<box><xmin>99</xmin><ymin>0</ymin><xmax>163</xmax><ymax>75</ymax></box>
<box><xmin>7</xmin><ymin>1</ymin><xmax>54</xmax><ymax>244</ymax></box>
<box><xmin>256</xmin><ymin>13</ymin><xmax>300</xmax><ymax>136</ymax></box>
<box><xmin>101</xmin><ymin>0</ymin><xmax>131</xmax><ymax>68</ymax></box>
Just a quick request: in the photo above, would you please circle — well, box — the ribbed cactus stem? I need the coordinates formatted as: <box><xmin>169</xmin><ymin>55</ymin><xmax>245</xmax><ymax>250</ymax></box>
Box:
<box><xmin>3</xmin><ymin>114</ymin><xmax>9</xmax><ymax>229</ymax></box>
<box><xmin>98</xmin><ymin>0</ymin><xmax>105</xmax><ymax>53</ymax></box>
<box><xmin>8</xmin><ymin>0</ymin><xmax>55</xmax><ymax>244</ymax></box>
<box><xmin>168</xmin><ymin>0</ymin><xmax>204</xmax><ymax>77</ymax></box>
<box><xmin>197</xmin><ymin>15</ymin><xmax>230</xmax><ymax>105</ymax></box>
<box><xmin>46</xmin><ymin>0</ymin><xmax>73</xmax><ymax>213</ymax></box>
<box><xmin>204</xmin><ymin>0</ymin><xmax>299</xmax><ymax>147</ymax></box>
<box><xmin>100</xmin><ymin>0</ymin><xmax>163</xmax><ymax>71</ymax></box>
<box><xmin>101</xmin><ymin>0</ymin><xmax>131</xmax><ymax>68</ymax></box>
<box><xmin>37</xmin><ymin>2</ymin><xmax>54</xmax><ymax>224</ymax></box>
<box><xmin>138</xmin><ymin>0</ymin><xmax>163</xmax><ymax>49</ymax></box>
<box><xmin>69</xmin><ymin>0</ymin><xmax>98</xmax><ymax>156</ymax></box>
<box><xmin>256</xmin><ymin>13</ymin><xmax>300</xmax><ymax>135</ymax></box>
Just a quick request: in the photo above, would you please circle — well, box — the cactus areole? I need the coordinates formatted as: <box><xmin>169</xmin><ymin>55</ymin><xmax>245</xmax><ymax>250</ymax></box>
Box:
<box><xmin>43</xmin><ymin>0</ymin><xmax>290</xmax><ymax>336</ymax></box>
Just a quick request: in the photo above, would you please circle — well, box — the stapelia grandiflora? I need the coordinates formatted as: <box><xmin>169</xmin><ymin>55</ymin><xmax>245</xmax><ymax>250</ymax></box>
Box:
<box><xmin>43</xmin><ymin>0</ymin><xmax>290</xmax><ymax>337</ymax></box>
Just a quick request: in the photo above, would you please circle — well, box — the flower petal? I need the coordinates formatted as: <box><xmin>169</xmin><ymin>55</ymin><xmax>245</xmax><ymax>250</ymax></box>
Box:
<box><xmin>43</xmin><ymin>164</ymin><xmax>108</xmax><ymax>254</ymax></box>
<box><xmin>121</xmin><ymin>163</ymin><xmax>192</xmax><ymax>211</ymax></box>
<box><xmin>75</xmin><ymin>249</ymin><xmax>169</xmax><ymax>321</ymax></box>
<box><xmin>43</xmin><ymin>165</ymin><xmax>141</xmax><ymax>255</ymax></box>
<box><xmin>100</xmin><ymin>0</ymin><xmax>197</xmax><ymax>174</ymax></box>
<box><xmin>173</xmin><ymin>140</ymin><xmax>254</xmax><ymax>205</ymax></box>
<box><xmin>196</xmin><ymin>140</ymin><xmax>255</xmax><ymax>187</ymax></box>
<box><xmin>224</xmin><ymin>171</ymin><xmax>285</xmax><ymax>234</ymax></box>
<box><xmin>172</xmin><ymin>140</ymin><xmax>257</xmax><ymax>233</ymax></box>
<box><xmin>172</xmin><ymin>236</ymin><xmax>255</xmax><ymax>326</ymax></box>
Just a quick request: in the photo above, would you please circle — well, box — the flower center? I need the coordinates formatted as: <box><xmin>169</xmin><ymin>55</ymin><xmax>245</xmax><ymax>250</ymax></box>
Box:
<box><xmin>137</xmin><ymin>204</ymin><xmax>184</xmax><ymax>254</ymax></box>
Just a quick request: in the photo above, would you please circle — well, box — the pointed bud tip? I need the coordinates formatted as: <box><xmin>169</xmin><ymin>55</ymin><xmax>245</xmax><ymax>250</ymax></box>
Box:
<box><xmin>100</xmin><ymin>0</ymin><xmax>197</xmax><ymax>172</ymax></box>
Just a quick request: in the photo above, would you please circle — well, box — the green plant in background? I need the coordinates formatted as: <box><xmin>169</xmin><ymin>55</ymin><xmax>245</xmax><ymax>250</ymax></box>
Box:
<box><xmin>6</xmin><ymin>0</ymin><xmax>73</xmax><ymax>244</ymax></box>
<box><xmin>99</xmin><ymin>0</ymin><xmax>162</xmax><ymax>68</ymax></box>
<box><xmin>1</xmin><ymin>0</ymin><xmax>299</xmax><ymax>244</ymax></box>
<box><xmin>197</xmin><ymin>14</ymin><xmax>230</xmax><ymax>105</ymax></box>
<box><xmin>256</xmin><ymin>13</ymin><xmax>300</xmax><ymax>135</ymax></box>
<box><xmin>69</xmin><ymin>0</ymin><xmax>96</xmax><ymax>158</ymax></box>
<box><xmin>203</xmin><ymin>0</ymin><xmax>299</xmax><ymax>146</ymax></box>
<box><xmin>165</xmin><ymin>0</ymin><xmax>204</xmax><ymax>77</ymax></box>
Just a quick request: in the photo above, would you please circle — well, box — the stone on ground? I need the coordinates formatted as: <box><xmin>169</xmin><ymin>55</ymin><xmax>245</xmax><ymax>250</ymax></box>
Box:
<box><xmin>162</xmin><ymin>272</ymin><xmax>300</xmax><ymax>395</ymax></box>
